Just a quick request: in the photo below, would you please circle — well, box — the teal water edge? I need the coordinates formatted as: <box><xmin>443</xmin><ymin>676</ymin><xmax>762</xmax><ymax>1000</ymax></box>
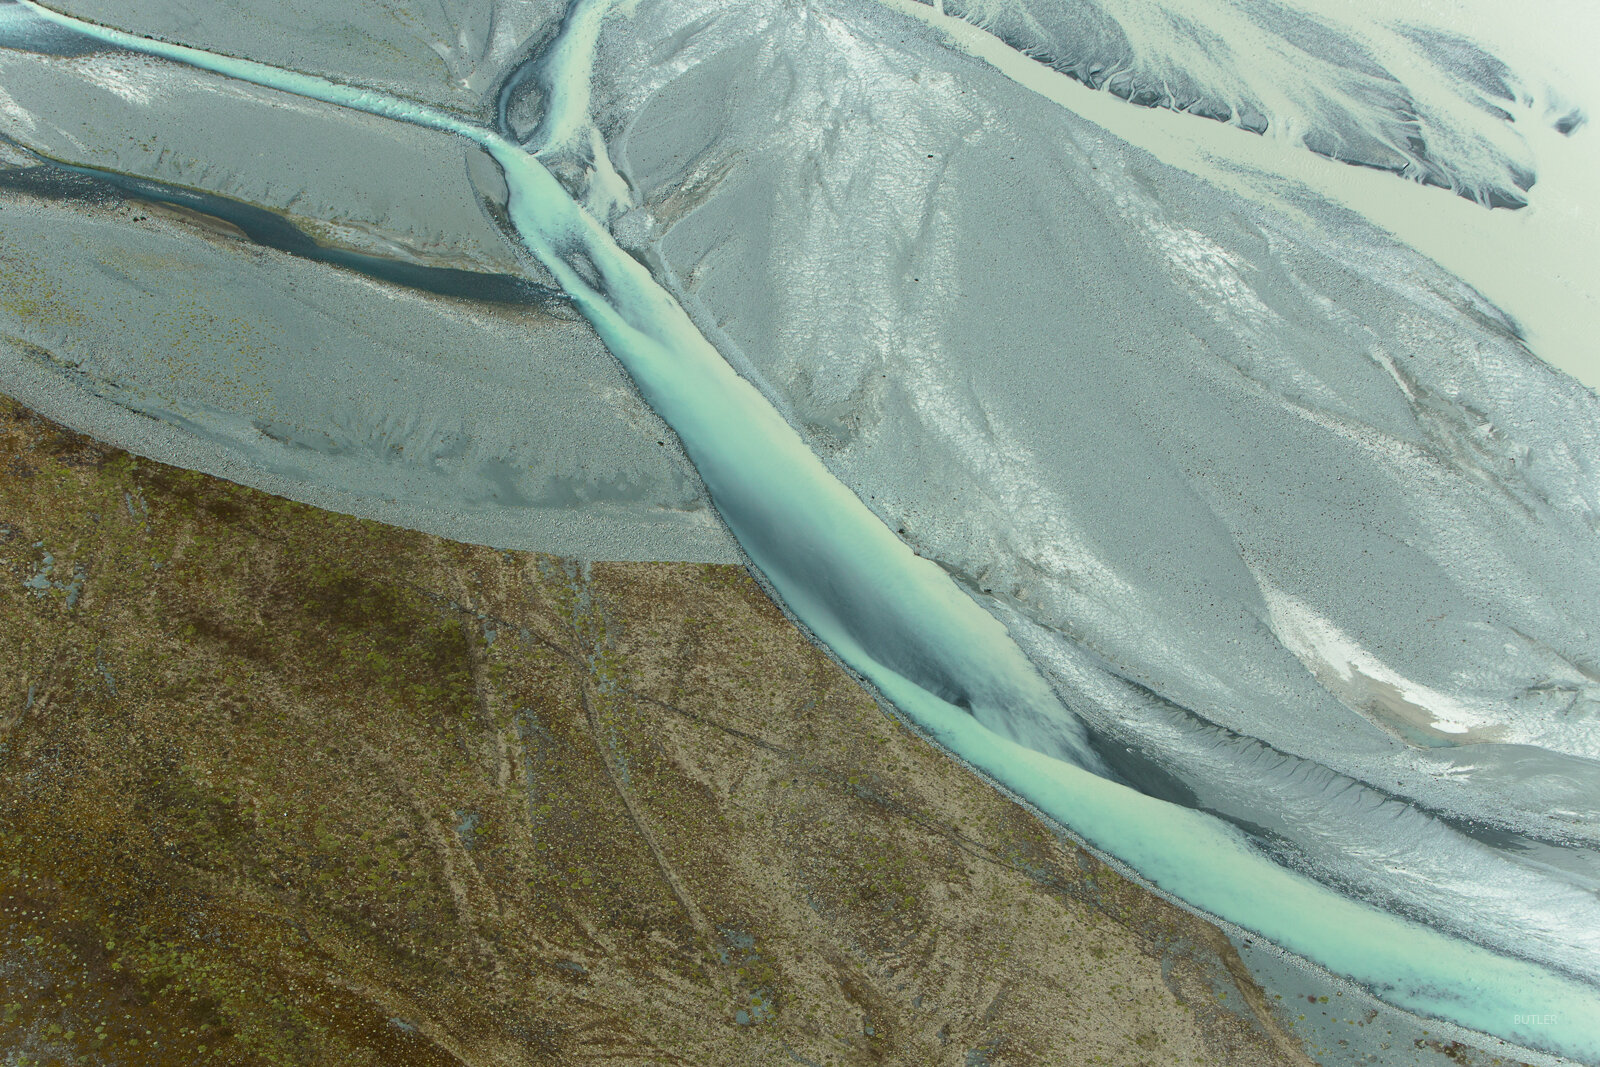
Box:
<box><xmin>13</xmin><ymin>2</ymin><xmax>1600</xmax><ymax>1059</ymax></box>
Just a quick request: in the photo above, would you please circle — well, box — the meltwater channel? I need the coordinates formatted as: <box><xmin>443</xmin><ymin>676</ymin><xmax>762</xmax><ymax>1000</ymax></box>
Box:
<box><xmin>11</xmin><ymin>1</ymin><xmax>1600</xmax><ymax>1059</ymax></box>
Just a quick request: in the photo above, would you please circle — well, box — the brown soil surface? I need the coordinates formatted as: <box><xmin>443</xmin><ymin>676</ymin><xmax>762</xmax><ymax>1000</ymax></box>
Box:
<box><xmin>0</xmin><ymin>396</ymin><xmax>1306</xmax><ymax>1066</ymax></box>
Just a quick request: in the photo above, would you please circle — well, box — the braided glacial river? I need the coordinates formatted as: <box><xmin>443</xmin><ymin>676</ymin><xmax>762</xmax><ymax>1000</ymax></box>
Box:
<box><xmin>8</xmin><ymin>0</ymin><xmax>1600</xmax><ymax>1060</ymax></box>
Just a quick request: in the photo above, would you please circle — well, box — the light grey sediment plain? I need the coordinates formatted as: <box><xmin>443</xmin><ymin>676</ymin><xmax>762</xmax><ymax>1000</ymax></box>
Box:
<box><xmin>2</xmin><ymin>0</ymin><xmax>1598</xmax><ymax>1061</ymax></box>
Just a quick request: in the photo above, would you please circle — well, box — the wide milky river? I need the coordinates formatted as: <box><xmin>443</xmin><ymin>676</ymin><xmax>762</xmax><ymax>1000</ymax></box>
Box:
<box><xmin>8</xmin><ymin>0</ymin><xmax>1600</xmax><ymax>1060</ymax></box>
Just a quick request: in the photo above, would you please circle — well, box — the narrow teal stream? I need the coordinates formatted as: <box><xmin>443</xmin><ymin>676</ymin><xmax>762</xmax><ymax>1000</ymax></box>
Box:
<box><xmin>14</xmin><ymin>2</ymin><xmax>1600</xmax><ymax>1059</ymax></box>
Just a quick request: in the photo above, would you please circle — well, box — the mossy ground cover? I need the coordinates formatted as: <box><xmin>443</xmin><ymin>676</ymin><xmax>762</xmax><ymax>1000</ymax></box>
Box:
<box><xmin>0</xmin><ymin>397</ymin><xmax>1305</xmax><ymax>1065</ymax></box>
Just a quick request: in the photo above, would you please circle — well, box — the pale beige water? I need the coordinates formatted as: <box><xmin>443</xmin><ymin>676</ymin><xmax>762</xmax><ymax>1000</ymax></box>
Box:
<box><xmin>879</xmin><ymin>0</ymin><xmax>1600</xmax><ymax>391</ymax></box>
<box><xmin>11</xmin><ymin>1</ymin><xmax>1600</xmax><ymax>1058</ymax></box>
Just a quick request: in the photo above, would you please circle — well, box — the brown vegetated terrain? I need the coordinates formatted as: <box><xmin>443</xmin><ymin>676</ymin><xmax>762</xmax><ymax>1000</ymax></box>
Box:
<box><xmin>0</xmin><ymin>396</ymin><xmax>1307</xmax><ymax>1065</ymax></box>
